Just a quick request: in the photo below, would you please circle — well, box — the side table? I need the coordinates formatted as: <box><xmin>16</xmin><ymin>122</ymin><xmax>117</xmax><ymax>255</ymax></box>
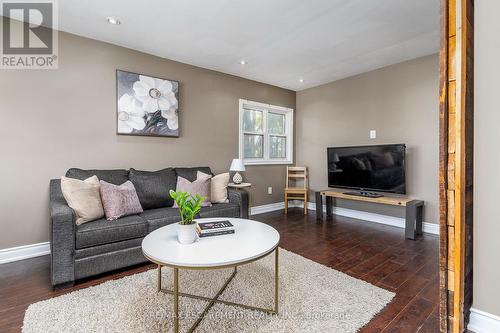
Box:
<box><xmin>228</xmin><ymin>182</ymin><xmax>252</xmax><ymax>217</ymax></box>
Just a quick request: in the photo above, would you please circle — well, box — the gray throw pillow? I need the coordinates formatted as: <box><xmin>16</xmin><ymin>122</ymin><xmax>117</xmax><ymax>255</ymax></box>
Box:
<box><xmin>129</xmin><ymin>168</ymin><xmax>177</xmax><ymax>209</ymax></box>
<box><xmin>99</xmin><ymin>180</ymin><xmax>143</xmax><ymax>220</ymax></box>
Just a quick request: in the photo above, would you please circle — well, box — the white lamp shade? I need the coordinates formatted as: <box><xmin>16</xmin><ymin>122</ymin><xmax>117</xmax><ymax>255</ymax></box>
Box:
<box><xmin>230</xmin><ymin>159</ymin><xmax>246</xmax><ymax>172</ymax></box>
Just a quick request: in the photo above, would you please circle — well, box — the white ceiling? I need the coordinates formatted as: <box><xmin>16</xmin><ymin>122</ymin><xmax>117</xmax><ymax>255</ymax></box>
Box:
<box><xmin>55</xmin><ymin>0</ymin><xmax>439</xmax><ymax>91</ymax></box>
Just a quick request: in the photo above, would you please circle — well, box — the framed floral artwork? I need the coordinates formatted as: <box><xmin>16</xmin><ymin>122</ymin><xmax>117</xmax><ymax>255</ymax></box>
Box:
<box><xmin>116</xmin><ymin>70</ymin><xmax>179</xmax><ymax>137</ymax></box>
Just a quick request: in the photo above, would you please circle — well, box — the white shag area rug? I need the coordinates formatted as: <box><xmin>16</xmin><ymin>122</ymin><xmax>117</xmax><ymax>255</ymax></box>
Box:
<box><xmin>23</xmin><ymin>249</ymin><xmax>394</xmax><ymax>333</ymax></box>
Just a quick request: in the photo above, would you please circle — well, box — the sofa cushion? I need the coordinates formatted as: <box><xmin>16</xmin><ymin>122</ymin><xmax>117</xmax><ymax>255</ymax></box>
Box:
<box><xmin>173</xmin><ymin>175</ymin><xmax>212</xmax><ymax>207</ymax></box>
<box><xmin>139</xmin><ymin>207</ymin><xmax>180</xmax><ymax>232</ymax></box>
<box><xmin>129</xmin><ymin>168</ymin><xmax>177</xmax><ymax>209</ymax></box>
<box><xmin>198</xmin><ymin>203</ymin><xmax>240</xmax><ymax>218</ymax></box>
<box><xmin>175</xmin><ymin>167</ymin><xmax>212</xmax><ymax>182</ymax></box>
<box><xmin>61</xmin><ymin>176</ymin><xmax>104</xmax><ymax>225</ymax></box>
<box><xmin>99</xmin><ymin>180</ymin><xmax>143</xmax><ymax>220</ymax></box>
<box><xmin>74</xmin><ymin>246</ymin><xmax>146</xmax><ymax>280</ymax></box>
<box><xmin>197</xmin><ymin>171</ymin><xmax>230</xmax><ymax>203</ymax></box>
<box><xmin>75</xmin><ymin>215</ymin><xmax>147</xmax><ymax>249</ymax></box>
<box><xmin>66</xmin><ymin>168</ymin><xmax>129</xmax><ymax>185</ymax></box>
<box><xmin>75</xmin><ymin>238</ymin><xmax>143</xmax><ymax>259</ymax></box>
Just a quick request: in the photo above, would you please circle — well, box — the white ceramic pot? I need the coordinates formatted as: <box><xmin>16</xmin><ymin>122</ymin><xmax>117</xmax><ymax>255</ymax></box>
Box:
<box><xmin>177</xmin><ymin>222</ymin><xmax>197</xmax><ymax>244</ymax></box>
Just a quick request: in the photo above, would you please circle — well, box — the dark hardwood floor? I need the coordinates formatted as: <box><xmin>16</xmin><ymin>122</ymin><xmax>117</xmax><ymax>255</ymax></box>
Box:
<box><xmin>0</xmin><ymin>208</ymin><xmax>439</xmax><ymax>332</ymax></box>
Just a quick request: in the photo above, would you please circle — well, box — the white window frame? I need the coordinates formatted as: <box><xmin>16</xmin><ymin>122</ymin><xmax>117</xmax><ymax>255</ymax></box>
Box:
<box><xmin>239</xmin><ymin>99</ymin><xmax>294</xmax><ymax>165</ymax></box>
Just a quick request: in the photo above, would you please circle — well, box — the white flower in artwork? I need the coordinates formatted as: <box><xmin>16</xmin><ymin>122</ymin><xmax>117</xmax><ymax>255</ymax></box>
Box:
<box><xmin>117</xmin><ymin>94</ymin><xmax>146</xmax><ymax>133</ymax></box>
<box><xmin>162</xmin><ymin>107</ymin><xmax>179</xmax><ymax>130</ymax></box>
<box><xmin>133</xmin><ymin>75</ymin><xmax>178</xmax><ymax>114</ymax></box>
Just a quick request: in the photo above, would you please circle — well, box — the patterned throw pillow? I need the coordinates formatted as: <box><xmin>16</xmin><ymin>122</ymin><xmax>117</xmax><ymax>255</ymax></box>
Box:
<box><xmin>99</xmin><ymin>180</ymin><xmax>143</xmax><ymax>220</ymax></box>
<box><xmin>172</xmin><ymin>174</ymin><xmax>212</xmax><ymax>207</ymax></box>
<box><xmin>197</xmin><ymin>171</ymin><xmax>229</xmax><ymax>203</ymax></box>
<box><xmin>61</xmin><ymin>175</ymin><xmax>104</xmax><ymax>225</ymax></box>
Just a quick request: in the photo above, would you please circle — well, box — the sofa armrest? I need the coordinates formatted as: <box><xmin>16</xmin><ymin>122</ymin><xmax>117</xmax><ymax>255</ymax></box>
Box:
<box><xmin>49</xmin><ymin>179</ymin><xmax>76</xmax><ymax>286</ymax></box>
<box><xmin>227</xmin><ymin>188</ymin><xmax>249</xmax><ymax>219</ymax></box>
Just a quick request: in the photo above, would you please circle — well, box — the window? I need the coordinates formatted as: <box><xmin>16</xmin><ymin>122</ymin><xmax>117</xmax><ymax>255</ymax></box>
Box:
<box><xmin>239</xmin><ymin>99</ymin><xmax>293</xmax><ymax>165</ymax></box>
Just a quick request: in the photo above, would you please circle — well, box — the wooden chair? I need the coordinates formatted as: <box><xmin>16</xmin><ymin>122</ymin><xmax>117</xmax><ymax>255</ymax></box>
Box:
<box><xmin>284</xmin><ymin>166</ymin><xmax>308</xmax><ymax>214</ymax></box>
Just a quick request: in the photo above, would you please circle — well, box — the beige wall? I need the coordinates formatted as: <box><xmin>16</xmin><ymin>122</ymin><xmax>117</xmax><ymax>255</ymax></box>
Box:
<box><xmin>473</xmin><ymin>1</ymin><xmax>500</xmax><ymax>317</ymax></box>
<box><xmin>0</xmin><ymin>27</ymin><xmax>295</xmax><ymax>249</ymax></box>
<box><xmin>296</xmin><ymin>55</ymin><xmax>439</xmax><ymax>223</ymax></box>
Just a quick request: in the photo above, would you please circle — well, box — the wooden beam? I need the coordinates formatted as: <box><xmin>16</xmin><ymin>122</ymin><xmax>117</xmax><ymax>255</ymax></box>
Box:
<box><xmin>438</xmin><ymin>0</ymin><xmax>450</xmax><ymax>331</ymax></box>
<box><xmin>452</xmin><ymin>1</ymin><xmax>465</xmax><ymax>329</ymax></box>
<box><xmin>440</xmin><ymin>0</ymin><xmax>474</xmax><ymax>332</ymax></box>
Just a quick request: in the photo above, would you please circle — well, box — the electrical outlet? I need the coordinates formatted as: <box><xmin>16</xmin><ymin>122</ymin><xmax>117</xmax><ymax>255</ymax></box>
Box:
<box><xmin>268</xmin><ymin>187</ymin><xmax>273</xmax><ymax>195</ymax></box>
<box><xmin>370</xmin><ymin>130</ymin><xmax>377</xmax><ymax>139</ymax></box>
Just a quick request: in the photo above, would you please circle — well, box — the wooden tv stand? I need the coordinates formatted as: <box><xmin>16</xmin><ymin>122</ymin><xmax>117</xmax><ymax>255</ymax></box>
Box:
<box><xmin>315</xmin><ymin>189</ymin><xmax>424</xmax><ymax>240</ymax></box>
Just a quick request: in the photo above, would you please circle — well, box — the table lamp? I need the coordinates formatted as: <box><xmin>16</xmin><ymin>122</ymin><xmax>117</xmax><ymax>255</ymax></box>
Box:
<box><xmin>230</xmin><ymin>158</ymin><xmax>246</xmax><ymax>184</ymax></box>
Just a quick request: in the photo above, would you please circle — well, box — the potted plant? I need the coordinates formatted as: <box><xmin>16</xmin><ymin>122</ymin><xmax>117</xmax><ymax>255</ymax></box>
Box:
<box><xmin>170</xmin><ymin>190</ymin><xmax>205</xmax><ymax>244</ymax></box>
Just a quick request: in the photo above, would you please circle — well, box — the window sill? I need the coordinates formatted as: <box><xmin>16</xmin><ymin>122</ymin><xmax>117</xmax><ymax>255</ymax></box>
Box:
<box><xmin>243</xmin><ymin>159</ymin><xmax>293</xmax><ymax>166</ymax></box>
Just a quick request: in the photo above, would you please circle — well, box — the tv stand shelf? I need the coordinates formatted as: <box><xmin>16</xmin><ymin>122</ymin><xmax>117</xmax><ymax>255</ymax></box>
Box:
<box><xmin>320</xmin><ymin>190</ymin><xmax>412</xmax><ymax>206</ymax></box>
<box><xmin>315</xmin><ymin>189</ymin><xmax>424</xmax><ymax>240</ymax></box>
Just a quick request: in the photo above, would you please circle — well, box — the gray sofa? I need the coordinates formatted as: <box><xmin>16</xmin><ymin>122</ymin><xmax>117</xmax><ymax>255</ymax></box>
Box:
<box><xmin>49</xmin><ymin>166</ymin><xmax>248</xmax><ymax>287</ymax></box>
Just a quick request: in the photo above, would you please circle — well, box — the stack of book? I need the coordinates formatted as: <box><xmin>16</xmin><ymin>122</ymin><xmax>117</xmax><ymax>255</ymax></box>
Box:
<box><xmin>196</xmin><ymin>220</ymin><xmax>235</xmax><ymax>238</ymax></box>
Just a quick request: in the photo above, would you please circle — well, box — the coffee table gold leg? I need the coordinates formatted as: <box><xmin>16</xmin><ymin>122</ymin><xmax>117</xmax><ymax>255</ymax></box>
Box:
<box><xmin>173</xmin><ymin>267</ymin><xmax>179</xmax><ymax>333</ymax></box>
<box><xmin>158</xmin><ymin>248</ymin><xmax>279</xmax><ymax>332</ymax></box>
<box><xmin>157</xmin><ymin>265</ymin><xmax>161</xmax><ymax>292</ymax></box>
<box><xmin>274</xmin><ymin>247</ymin><xmax>279</xmax><ymax>313</ymax></box>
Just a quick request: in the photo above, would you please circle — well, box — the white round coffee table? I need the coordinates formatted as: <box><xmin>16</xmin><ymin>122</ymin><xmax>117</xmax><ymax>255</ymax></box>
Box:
<box><xmin>142</xmin><ymin>217</ymin><xmax>280</xmax><ymax>333</ymax></box>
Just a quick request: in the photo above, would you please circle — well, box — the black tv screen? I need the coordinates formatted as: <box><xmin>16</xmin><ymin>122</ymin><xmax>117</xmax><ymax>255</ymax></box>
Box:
<box><xmin>327</xmin><ymin>144</ymin><xmax>406</xmax><ymax>194</ymax></box>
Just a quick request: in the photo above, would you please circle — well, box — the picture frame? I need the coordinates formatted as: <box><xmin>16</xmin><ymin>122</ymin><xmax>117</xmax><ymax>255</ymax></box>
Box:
<box><xmin>116</xmin><ymin>69</ymin><xmax>179</xmax><ymax>137</ymax></box>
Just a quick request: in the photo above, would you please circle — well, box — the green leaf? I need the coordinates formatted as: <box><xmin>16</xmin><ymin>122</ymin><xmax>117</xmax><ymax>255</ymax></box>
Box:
<box><xmin>169</xmin><ymin>190</ymin><xmax>206</xmax><ymax>224</ymax></box>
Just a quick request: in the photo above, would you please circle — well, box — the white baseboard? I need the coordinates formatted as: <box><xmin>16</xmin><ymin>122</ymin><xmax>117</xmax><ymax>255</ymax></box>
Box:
<box><xmin>0</xmin><ymin>241</ymin><xmax>50</xmax><ymax>264</ymax></box>
<box><xmin>306</xmin><ymin>201</ymin><xmax>438</xmax><ymax>235</ymax></box>
<box><xmin>0</xmin><ymin>203</ymin><xmax>283</xmax><ymax>264</ymax></box>
<box><xmin>468</xmin><ymin>308</ymin><xmax>500</xmax><ymax>333</ymax></box>
<box><xmin>0</xmin><ymin>202</ymin><xmax>436</xmax><ymax>264</ymax></box>
<box><xmin>250</xmin><ymin>202</ymin><xmax>285</xmax><ymax>216</ymax></box>
<box><xmin>251</xmin><ymin>201</ymin><xmax>439</xmax><ymax>235</ymax></box>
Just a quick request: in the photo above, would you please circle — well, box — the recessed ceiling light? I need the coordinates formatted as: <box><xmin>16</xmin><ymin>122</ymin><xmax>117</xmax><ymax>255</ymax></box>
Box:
<box><xmin>299</xmin><ymin>78</ymin><xmax>304</xmax><ymax>83</ymax></box>
<box><xmin>240</xmin><ymin>60</ymin><xmax>247</xmax><ymax>65</ymax></box>
<box><xmin>106</xmin><ymin>17</ymin><xmax>121</xmax><ymax>25</ymax></box>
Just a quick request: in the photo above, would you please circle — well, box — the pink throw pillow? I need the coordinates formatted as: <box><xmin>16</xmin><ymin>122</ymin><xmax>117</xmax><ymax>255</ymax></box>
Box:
<box><xmin>172</xmin><ymin>175</ymin><xmax>212</xmax><ymax>207</ymax></box>
<box><xmin>99</xmin><ymin>180</ymin><xmax>143</xmax><ymax>220</ymax></box>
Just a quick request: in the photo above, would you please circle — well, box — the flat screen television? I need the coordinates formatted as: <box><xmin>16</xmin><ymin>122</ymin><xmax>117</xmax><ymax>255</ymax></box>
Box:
<box><xmin>327</xmin><ymin>144</ymin><xmax>406</xmax><ymax>194</ymax></box>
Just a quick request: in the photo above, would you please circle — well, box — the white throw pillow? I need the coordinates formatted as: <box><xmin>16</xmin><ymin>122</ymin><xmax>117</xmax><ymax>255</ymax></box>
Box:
<box><xmin>197</xmin><ymin>171</ymin><xmax>230</xmax><ymax>203</ymax></box>
<box><xmin>61</xmin><ymin>175</ymin><xmax>105</xmax><ymax>225</ymax></box>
